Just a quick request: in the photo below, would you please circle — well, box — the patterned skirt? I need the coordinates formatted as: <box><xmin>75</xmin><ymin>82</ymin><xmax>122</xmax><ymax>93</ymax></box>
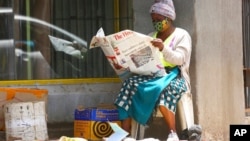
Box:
<box><xmin>114</xmin><ymin>67</ymin><xmax>187</xmax><ymax>125</ymax></box>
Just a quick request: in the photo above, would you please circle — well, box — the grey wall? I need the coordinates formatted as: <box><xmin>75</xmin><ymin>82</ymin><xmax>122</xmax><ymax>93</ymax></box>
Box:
<box><xmin>134</xmin><ymin>0</ymin><xmax>245</xmax><ymax>140</ymax></box>
<box><xmin>194</xmin><ymin>0</ymin><xmax>245</xmax><ymax>140</ymax></box>
<box><xmin>4</xmin><ymin>82</ymin><xmax>122</xmax><ymax>122</ymax></box>
<box><xmin>133</xmin><ymin>0</ymin><xmax>154</xmax><ymax>34</ymax></box>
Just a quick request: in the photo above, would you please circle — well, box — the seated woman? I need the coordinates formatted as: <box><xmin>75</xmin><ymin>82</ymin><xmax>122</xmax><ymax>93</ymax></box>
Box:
<box><xmin>114</xmin><ymin>0</ymin><xmax>192</xmax><ymax>140</ymax></box>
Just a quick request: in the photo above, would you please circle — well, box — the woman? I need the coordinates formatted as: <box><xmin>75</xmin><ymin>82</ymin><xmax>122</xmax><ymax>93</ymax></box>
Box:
<box><xmin>114</xmin><ymin>0</ymin><xmax>192</xmax><ymax>140</ymax></box>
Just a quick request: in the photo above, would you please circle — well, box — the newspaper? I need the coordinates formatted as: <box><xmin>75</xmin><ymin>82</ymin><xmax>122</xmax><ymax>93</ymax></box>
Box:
<box><xmin>90</xmin><ymin>28</ymin><xmax>166</xmax><ymax>80</ymax></box>
<box><xmin>106</xmin><ymin>122</ymin><xmax>129</xmax><ymax>141</ymax></box>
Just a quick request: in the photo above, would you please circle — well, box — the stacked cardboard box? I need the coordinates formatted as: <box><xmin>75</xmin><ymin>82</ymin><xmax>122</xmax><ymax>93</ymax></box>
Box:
<box><xmin>74</xmin><ymin>105</ymin><xmax>121</xmax><ymax>141</ymax></box>
<box><xmin>4</xmin><ymin>101</ymin><xmax>48</xmax><ymax>141</ymax></box>
<box><xmin>0</xmin><ymin>88</ymin><xmax>48</xmax><ymax>130</ymax></box>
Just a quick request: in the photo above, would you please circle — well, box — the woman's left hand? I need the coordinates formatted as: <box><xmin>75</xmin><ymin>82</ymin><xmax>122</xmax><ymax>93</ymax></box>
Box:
<box><xmin>151</xmin><ymin>38</ymin><xmax>164</xmax><ymax>51</ymax></box>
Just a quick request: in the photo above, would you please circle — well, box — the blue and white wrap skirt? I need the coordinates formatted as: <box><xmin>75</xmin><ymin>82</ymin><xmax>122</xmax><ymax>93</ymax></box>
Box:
<box><xmin>114</xmin><ymin>67</ymin><xmax>187</xmax><ymax>125</ymax></box>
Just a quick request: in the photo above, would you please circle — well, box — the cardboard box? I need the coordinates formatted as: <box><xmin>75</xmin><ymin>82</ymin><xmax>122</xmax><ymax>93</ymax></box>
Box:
<box><xmin>74</xmin><ymin>107</ymin><xmax>120</xmax><ymax>121</ymax></box>
<box><xmin>4</xmin><ymin>101</ymin><xmax>48</xmax><ymax>141</ymax></box>
<box><xmin>74</xmin><ymin>106</ymin><xmax>121</xmax><ymax>141</ymax></box>
<box><xmin>0</xmin><ymin>88</ymin><xmax>48</xmax><ymax>130</ymax></box>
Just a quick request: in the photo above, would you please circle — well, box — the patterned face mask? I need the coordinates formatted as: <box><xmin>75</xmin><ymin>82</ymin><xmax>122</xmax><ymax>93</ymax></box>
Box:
<box><xmin>153</xmin><ymin>19</ymin><xmax>168</xmax><ymax>32</ymax></box>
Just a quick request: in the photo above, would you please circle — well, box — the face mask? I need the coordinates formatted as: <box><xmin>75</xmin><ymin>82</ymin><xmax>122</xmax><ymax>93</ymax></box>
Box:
<box><xmin>153</xmin><ymin>19</ymin><xmax>168</xmax><ymax>32</ymax></box>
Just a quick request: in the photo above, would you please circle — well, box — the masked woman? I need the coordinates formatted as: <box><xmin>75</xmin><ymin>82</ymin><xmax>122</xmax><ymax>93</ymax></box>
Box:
<box><xmin>114</xmin><ymin>0</ymin><xmax>192</xmax><ymax>140</ymax></box>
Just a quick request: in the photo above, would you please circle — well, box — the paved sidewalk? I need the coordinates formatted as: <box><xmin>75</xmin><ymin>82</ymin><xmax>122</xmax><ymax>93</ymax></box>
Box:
<box><xmin>0</xmin><ymin>118</ymin><xmax>179</xmax><ymax>141</ymax></box>
<box><xmin>0</xmin><ymin>122</ymin><xmax>74</xmax><ymax>141</ymax></box>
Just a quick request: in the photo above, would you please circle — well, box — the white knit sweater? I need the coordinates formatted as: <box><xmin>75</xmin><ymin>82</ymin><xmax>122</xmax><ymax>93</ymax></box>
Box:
<box><xmin>149</xmin><ymin>28</ymin><xmax>192</xmax><ymax>92</ymax></box>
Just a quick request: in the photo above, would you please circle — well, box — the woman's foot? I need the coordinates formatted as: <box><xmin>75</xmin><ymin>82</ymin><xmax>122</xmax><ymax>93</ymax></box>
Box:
<box><xmin>166</xmin><ymin>130</ymin><xmax>179</xmax><ymax>141</ymax></box>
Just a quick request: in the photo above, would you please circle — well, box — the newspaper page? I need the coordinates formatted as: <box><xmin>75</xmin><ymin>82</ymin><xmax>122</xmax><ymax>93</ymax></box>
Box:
<box><xmin>90</xmin><ymin>28</ymin><xmax>166</xmax><ymax>80</ymax></box>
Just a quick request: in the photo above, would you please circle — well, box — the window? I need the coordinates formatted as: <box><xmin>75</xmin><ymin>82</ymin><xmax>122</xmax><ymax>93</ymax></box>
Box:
<box><xmin>0</xmin><ymin>0</ymin><xmax>133</xmax><ymax>80</ymax></box>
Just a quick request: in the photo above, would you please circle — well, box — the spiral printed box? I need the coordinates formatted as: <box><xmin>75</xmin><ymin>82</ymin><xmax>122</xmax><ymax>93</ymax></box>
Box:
<box><xmin>74</xmin><ymin>107</ymin><xmax>121</xmax><ymax>141</ymax></box>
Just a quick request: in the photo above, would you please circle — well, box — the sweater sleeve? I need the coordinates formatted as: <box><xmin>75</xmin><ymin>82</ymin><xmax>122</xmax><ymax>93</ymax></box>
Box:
<box><xmin>161</xmin><ymin>30</ymin><xmax>191</xmax><ymax>66</ymax></box>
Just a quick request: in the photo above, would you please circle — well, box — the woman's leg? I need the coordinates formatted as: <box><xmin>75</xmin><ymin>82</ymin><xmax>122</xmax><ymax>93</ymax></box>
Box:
<box><xmin>159</xmin><ymin>105</ymin><xmax>176</xmax><ymax>133</ymax></box>
<box><xmin>122</xmin><ymin>117</ymin><xmax>132</xmax><ymax>134</ymax></box>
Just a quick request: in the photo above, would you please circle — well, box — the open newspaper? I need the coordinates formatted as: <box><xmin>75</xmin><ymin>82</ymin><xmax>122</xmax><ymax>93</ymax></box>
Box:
<box><xmin>90</xmin><ymin>28</ymin><xmax>166</xmax><ymax>80</ymax></box>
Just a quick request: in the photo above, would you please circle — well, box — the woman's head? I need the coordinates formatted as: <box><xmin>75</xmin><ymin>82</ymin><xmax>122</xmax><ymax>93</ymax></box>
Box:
<box><xmin>149</xmin><ymin>0</ymin><xmax>176</xmax><ymax>21</ymax></box>
<box><xmin>150</xmin><ymin>0</ymin><xmax>176</xmax><ymax>32</ymax></box>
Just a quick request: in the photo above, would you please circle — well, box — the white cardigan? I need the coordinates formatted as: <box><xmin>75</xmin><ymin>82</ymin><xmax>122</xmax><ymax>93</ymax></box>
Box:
<box><xmin>149</xmin><ymin>28</ymin><xmax>192</xmax><ymax>92</ymax></box>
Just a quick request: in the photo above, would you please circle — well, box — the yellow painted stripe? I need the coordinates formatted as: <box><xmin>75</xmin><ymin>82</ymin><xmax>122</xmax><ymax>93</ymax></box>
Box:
<box><xmin>0</xmin><ymin>78</ymin><xmax>121</xmax><ymax>86</ymax></box>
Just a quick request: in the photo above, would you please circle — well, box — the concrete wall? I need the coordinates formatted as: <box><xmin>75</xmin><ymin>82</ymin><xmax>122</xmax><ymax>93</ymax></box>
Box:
<box><xmin>3</xmin><ymin>82</ymin><xmax>122</xmax><ymax>122</ymax></box>
<box><xmin>134</xmin><ymin>0</ymin><xmax>245</xmax><ymax>140</ymax></box>
<box><xmin>194</xmin><ymin>0</ymin><xmax>245</xmax><ymax>140</ymax></box>
<box><xmin>1</xmin><ymin>0</ymin><xmax>245</xmax><ymax>140</ymax></box>
<box><xmin>133</xmin><ymin>0</ymin><xmax>154</xmax><ymax>34</ymax></box>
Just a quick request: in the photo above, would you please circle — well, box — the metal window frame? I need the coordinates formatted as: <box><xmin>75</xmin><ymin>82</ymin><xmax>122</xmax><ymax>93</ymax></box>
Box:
<box><xmin>0</xmin><ymin>0</ymin><xmax>133</xmax><ymax>84</ymax></box>
<box><xmin>243</xmin><ymin>0</ymin><xmax>250</xmax><ymax>114</ymax></box>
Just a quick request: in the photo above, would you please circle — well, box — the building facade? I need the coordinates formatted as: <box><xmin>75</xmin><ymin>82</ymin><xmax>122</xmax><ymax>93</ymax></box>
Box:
<box><xmin>0</xmin><ymin>0</ymin><xmax>247</xmax><ymax>140</ymax></box>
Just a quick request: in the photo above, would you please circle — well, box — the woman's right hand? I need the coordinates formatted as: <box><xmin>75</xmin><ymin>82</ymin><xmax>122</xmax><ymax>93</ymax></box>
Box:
<box><xmin>151</xmin><ymin>38</ymin><xmax>164</xmax><ymax>51</ymax></box>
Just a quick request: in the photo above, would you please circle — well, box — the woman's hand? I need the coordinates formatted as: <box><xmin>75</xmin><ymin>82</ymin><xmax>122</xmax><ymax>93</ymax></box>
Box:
<box><xmin>151</xmin><ymin>38</ymin><xmax>164</xmax><ymax>51</ymax></box>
